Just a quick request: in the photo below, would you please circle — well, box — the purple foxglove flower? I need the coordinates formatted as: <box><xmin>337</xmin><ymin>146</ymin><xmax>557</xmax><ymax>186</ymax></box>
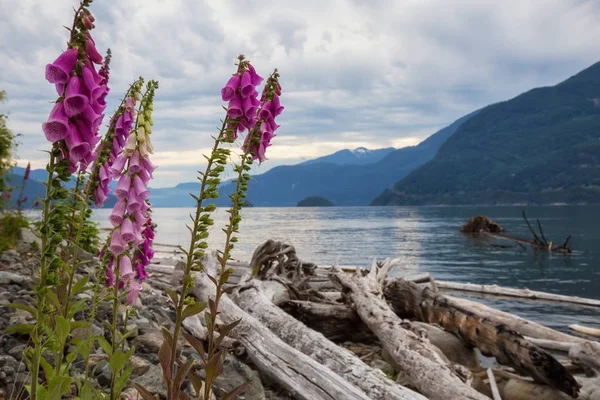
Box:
<box><xmin>127</xmin><ymin>188</ymin><xmax>141</xmax><ymax>213</ymax></box>
<box><xmin>271</xmin><ymin>94</ymin><xmax>284</xmax><ymax>116</ymax></box>
<box><xmin>141</xmin><ymin>157</ymin><xmax>156</xmax><ymax>177</ymax></box>
<box><xmin>133</xmin><ymin>210</ymin><xmax>148</xmax><ymax>226</ymax></box>
<box><xmin>91</xmin><ymin>100</ymin><xmax>106</xmax><ymax>114</ymax></box>
<box><xmin>132</xmin><ymin>175</ymin><xmax>150</xmax><ymax>200</ymax></box>
<box><xmin>138</xmin><ymin>168</ymin><xmax>151</xmax><ymax>185</ymax></box>
<box><xmin>120</xmin><ymin>218</ymin><xmax>135</xmax><ymax>243</ymax></box>
<box><xmin>80</xmin><ymin>152</ymin><xmax>96</xmax><ymax>173</ymax></box>
<box><xmin>42</xmin><ymin>102</ymin><xmax>71</xmax><ymax>142</ymax></box>
<box><xmin>119</xmin><ymin>255</ymin><xmax>134</xmax><ymax>280</ymax></box>
<box><xmin>64</xmin><ymin>76</ymin><xmax>89</xmax><ymax>117</ymax></box>
<box><xmin>259</xmin><ymin>101</ymin><xmax>272</xmax><ymax>120</ymax></box>
<box><xmin>128</xmin><ymin>152</ymin><xmax>141</xmax><ymax>175</ymax></box>
<box><xmin>105</xmin><ymin>257</ymin><xmax>116</xmax><ymax>287</ymax></box>
<box><xmin>24</xmin><ymin>162</ymin><xmax>31</xmax><ymax>180</ymax></box>
<box><xmin>65</xmin><ymin>125</ymin><xmax>90</xmax><ymax>162</ymax></box>
<box><xmin>45</xmin><ymin>48</ymin><xmax>78</xmax><ymax>84</ymax></box>
<box><xmin>242</xmin><ymin>96</ymin><xmax>258</xmax><ymax>119</ymax></box>
<box><xmin>126</xmin><ymin>280</ymin><xmax>142</xmax><ymax>305</ymax></box>
<box><xmin>135</xmin><ymin>261</ymin><xmax>149</xmax><ymax>281</ymax></box>
<box><xmin>247</xmin><ymin>63</ymin><xmax>263</xmax><ymax>86</ymax></box>
<box><xmin>268</xmin><ymin>119</ymin><xmax>280</xmax><ymax>132</ymax></box>
<box><xmin>109</xmin><ymin>200</ymin><xmax>127</xmax><ymax>226</ymax></box>
<box><xmin>240</xmin><ymin>116</ymin><xmax>256</xmax><ymax>131</ymax></box>
<box><xmin>75</xmin><ymin>119</ymin><xmax>100</xmax><ymax>148</ymax></box>
<box><xmin>240</xmin><ymin>71</ymin><xmax>254</xmax><ymax>98</ymax></box>
<box><xmin>85</xmin><ymin>36</ymin><xmax>103</xmax><ymax>65</ymax></box>
<box><xmin>82</xmin><ymin>65</ymin><xmax>106</xmax><ymax>103</ymax></box>
<box><xmin>109</xmin><ymin>229</ymin><xmax>126</xmax><ymax>256</ymax></box>
<box><xmin>94</xmin><ymin>185</ymin><xmax>107</xmax><ymax>206</ymax></box>
<box><xmin>227</xmin><ymin>95</ymin><xmax>243</xmax><ymax>118</ymax></box>
<box><xmin>115</xmin><ymin>173</ymin><xmax>131</xmax><ymax>200</ymax></box>
<box><xmin>81</xmin><ymin>105</ymin><xmax>103</xmax><ymax>132</ymax></box>
<box><xmin>221</xmin><ymin>74</ymin><xmax>241</xmax><ymax>101</ymax></box>
<box><xmin>110</xmin><ymin>153</ymin><xmax>128</xmax><ymax>177</ymax></box>
<box><xmin>99</xmin><ymin>165</ymin><xmax>109</xmax><ymax>185</ymax></box>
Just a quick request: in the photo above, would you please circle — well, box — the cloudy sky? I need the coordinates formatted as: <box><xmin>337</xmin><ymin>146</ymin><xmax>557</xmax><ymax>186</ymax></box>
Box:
<box><xmin>1</xmin><ymin>0</ymin><xmax>600</xmax><ymax>187</ymax></box>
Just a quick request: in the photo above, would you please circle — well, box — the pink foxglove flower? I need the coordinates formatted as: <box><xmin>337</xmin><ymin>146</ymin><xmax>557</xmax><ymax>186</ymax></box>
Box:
<box><xmin>45</xmin><ymin>48</ymin><xmax>78</xmax><ymax>84</ymax></box>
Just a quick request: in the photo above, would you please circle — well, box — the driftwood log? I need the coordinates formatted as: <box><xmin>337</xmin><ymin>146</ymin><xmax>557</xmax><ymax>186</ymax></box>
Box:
<box><xmin>434</xmin><ymin>281</ymin><xmax>600</xmax><ymax>308</ymax></box>
<box><xmin>190</xmin><ymin>257</ymin><xmax>373</xmax><ymax>400</ymax></box>
<box><xmin>384</xmin><ymin>278</ymin><xmax>580</xmax><ymax>397</ymax></box>
<box><xmin>231</xmin><ymin>280</ymin><xmax>426</xmax><ymax>400</ymax></box>
<box><xmin>331</xmin><ymin>260</ymin><xmax>489</xmax><ymax>400</ymax></box>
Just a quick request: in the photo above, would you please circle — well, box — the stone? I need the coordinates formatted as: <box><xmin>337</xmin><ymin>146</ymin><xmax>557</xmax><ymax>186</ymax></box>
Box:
<box><xmin>133</xmin><ymin>364</ymin><xmax>167</xmax><ymax>399</ymax></box>
<box><xmin>130</xmin><ymin>355</ymin><xmax>150</xmax><ymax>377</ymax></box>
<box><xmin>0</xmin><ymin>271</ymin><xmax>29</xmax><ymax>285</ymax></box>
<box><xmin>19</xmin><ymin>228</ymin><xmax>41</xmax><ymax>249</ymax></box>
<box><xmin>94</xmin><ymin>362</ymin><xmax>112</xmax><ymax>387</ymax></box>
<box><xmin>9</xmin><ymin>308</ymin><xmax>33</xmax><ymax>326</ymax></box>
<box><xmin>132</xmin><ymin>332</ymin><xmax>163</xmax><ymax>354</ymax></box>
<box><xmin>7</xmin><ymin>345</ymin><xmax>26</xmax><ymax>361</ymax></box>
<box><xmin>0</xmin><ymin>249</ymin><xmax>19</xmax><ymax>263</ymax></box>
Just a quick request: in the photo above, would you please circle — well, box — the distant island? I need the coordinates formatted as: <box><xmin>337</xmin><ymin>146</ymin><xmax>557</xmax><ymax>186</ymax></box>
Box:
<box><xmin>297</xmin><ymin>196</ymin><xmax>335</xmax><ymax>207</ymax></box>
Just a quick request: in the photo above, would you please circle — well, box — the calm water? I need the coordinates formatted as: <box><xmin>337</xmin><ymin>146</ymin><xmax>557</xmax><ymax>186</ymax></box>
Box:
<box><xmin>92</xmin><ymin>205</ymin><xmax>600</xmax><ymax>331</ymax></box>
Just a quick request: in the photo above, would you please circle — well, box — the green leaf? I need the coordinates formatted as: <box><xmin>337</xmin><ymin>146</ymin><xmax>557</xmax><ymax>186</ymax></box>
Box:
<box><xmin>109</xmin><ymin>350</ymin><xmax>127</xmax><ymax>374</ymax></box>
<box><xmin>221</xmin><ymin>382</ymin><xmax>250</xmax><ymax>400</ymax></box>
<box><xmin>161</xmin><ymin>327</ymin><xmax>173</xmax><ymax>346</ymax></box>
<box><xmin>39</xmin><ymin>356</ymin><xmax>55</xmax><ymax>381</ymax></box>
<box><xmin>182</xmin><ymin>302</ymin><xmax>207</xmax><ymax>320</ymax></box>
<box><xmin>7</xmin><ymin>302</ymin><xmax>37</xmax><ymax>316</ymax></box>
<box><xmin>4</xmin><ymin>323</ymin><xmax>35</xmax><ymax>335</ymax></box>
<box><xmin>165</xmin><ymin>288</ymin><xmax>178</xmax><ymax>306</ymax></box>
<box><xmin>55</xmin><ymin>315</ymin><xmax>70</xmax><ymax>347</ymax></box>
<box><xmin>205</xmin><ymin>349</ymin><xmax>225</xmax><ymax>388</ymax></box>
<box><xmin>68</xmin><ymin>298</ymin><xmax>88</xmax><ymax>318</ymax></box>
<box><xmin>114</xmin><ymin>363</ymin><xmax>133</xmax><ymax>395</ymax></box>
<box><xmin>182</xmin><ymin>331</ymin><xmax>206</xmax><ymax>362</ymax></box>
<box><xmin>48</xmin><ymin>375</ymin><xmax>72</xmax><ymax>399</ymax></box>
<box><xmin>133</xmin><ymin>383</ymin><xmax>157</xmax><ymax>400</ymax></box>
<box><xmin>72</xmin><ymin>275</ymin><xmax>90</xmax><ymax>295</ymax></box>
<box><xmin>96</xmin><ymin>335</ymin><xmax>113</xmax><ymax>357</ymax></box>
<box><xmin>158</xmin><ymin>339</ymin><xmax>172</xmax><ymax>384</ymax></box>
<box><xmin>173</xmin><ymin>358</ymin><xmax>194</xmax><ymax>396</ymax></box>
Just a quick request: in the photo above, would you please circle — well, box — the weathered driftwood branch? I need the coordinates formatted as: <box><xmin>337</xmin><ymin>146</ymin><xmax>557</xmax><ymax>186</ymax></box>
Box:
<box><xmin>569</xmin><ymin>324</ymin><xmax>600</xmax><ymax>338</ymax></box>
<box><xmin>286</xmin><ymin>300</ymin><xmax>479</xmax><ymax>369</ymax></box>
<box><xmin>446</xmin><ymin>295</ymin><xmax>585</xmax><ymax>344</ymax></box>
<box><xmin>331</xmin><ymin>259</ymin><xmax>488</xmax><ymax>400</ymax></box>
<box><xmin>486</xmin><ymin>368</ymin><xmax>502</xmax><ymax>400</ymax></box>
<box><xmin>190</xmin><ymin>257</ymin><xmax>373</xmax><ymax>400</ymax></box>
<box><xmin>384</xmin><ymin>278</ymin><xmax>580</xmax><ymax>397</ymax></box>
<box><xmin>498</xmin><ymin>379</ymin><xmax>572</xmax><ymax>400</ymax></box>
<box><xmin>231</xmin><ymin>280</ymin><xmax>426</xmax><ymax>400</ymax></box>
<box><xmin>432</xmin><ymin>281</ymin><xmax>600</xmax><ymax>308</ymax></box>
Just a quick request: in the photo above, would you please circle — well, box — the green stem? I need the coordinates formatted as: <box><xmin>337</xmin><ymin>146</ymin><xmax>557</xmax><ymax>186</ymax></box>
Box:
<box><xmin>167</xmin><ymin>120</ymin><xmax>228</xmax><ymax>400</ymax></box>
<box><xmin>202</xmin><ymin>150</ymin><xmax>251</xmax><ymax>400</ymax></box>
<box><xmin>31</xmin><ymin>151</ymin><xmax>57</xmax><ymax>400</ymax></box>
<box><xmin>109</xmin><ymin>262</ymin><xmax>121</xmax><ymax>400</ymax></box>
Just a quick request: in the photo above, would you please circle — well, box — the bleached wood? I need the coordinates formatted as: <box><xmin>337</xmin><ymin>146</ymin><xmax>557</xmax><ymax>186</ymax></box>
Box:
<box><xmin>569</xmin><ymin>324</ymin><xmax>600</xmax><ymax>338</ymax></box>
<box><xmin>434</xmin><ymin>281</ymin><xmax>600</xmax><ymax>308</ymax></box>
<box><xmin>486</xmin><ymin>369</ymin><xmax>502</xmax><ymax>400</ymax></box>
<box><xmin>331</xmin><ymin>260</ymin><xmax>488</xmax><ymax>400</ymax></box>
<box><xmin>232</xmin><ymin>280</ymin><xmax>427</xmax><ymax>400</ymax></box>
<box><xmin>384</xmin><ymin>278</ymin><xmax>580</xmax><ymax>397</ymax></box>
<box><xmin>190</xmin><ymin>259</ymin><xmax>372</xmax><ymax>400</ymax></box>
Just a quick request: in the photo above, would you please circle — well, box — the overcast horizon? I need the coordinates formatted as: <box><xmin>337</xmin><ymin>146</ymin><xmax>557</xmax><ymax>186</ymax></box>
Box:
<box><xmin>2</xmin><ymin>0</ymin><xmax>600</xmax><ymax>187</ymax></box>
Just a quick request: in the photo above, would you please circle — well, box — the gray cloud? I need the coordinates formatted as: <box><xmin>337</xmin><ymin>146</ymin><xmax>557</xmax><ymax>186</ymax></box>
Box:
<box><xmin>1</xmin><ymin>0</ymin><xmax>600</xmax><ymax>186</ymax></box>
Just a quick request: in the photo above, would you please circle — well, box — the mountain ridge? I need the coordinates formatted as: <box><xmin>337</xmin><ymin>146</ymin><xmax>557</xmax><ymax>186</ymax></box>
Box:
<box><xmin>372</xmin><ymin>61</ymin><xmax>600</xmax><ymax>206</ymax></box>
